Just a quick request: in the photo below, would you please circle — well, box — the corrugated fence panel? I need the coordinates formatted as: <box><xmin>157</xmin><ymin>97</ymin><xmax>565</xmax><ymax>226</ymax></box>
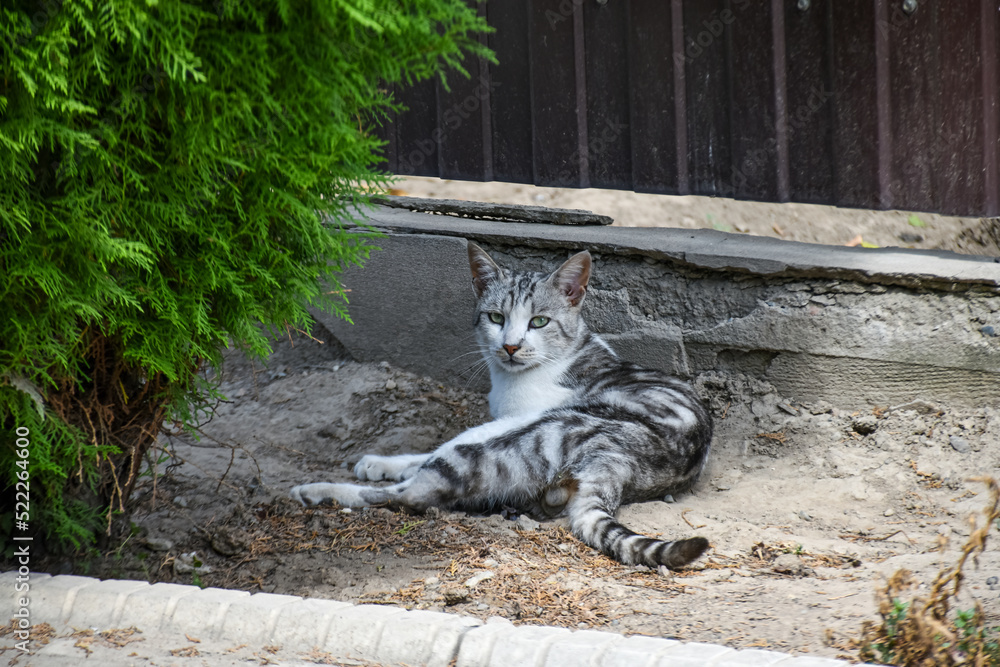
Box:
<box><xmin>529</xmin><ymin>0</ymin><xmax>583</xmax><ymax>187</ymax></box>
<box><xmin>584</xmin><ymin>0</ymin><xmax>632</xmax><ymax>189</ymax></box>
<box><xmin>682</xmin><ymin>0</ymin><xmax>732</xmax><ymax>197</ymax></box>
<box><xmin>784</xmin><ymin>0</ymin><xmax>836</xmax><ymax>205</ymax></box>
<box><xmin>729</xmin><ymin>0</ymin><xmax>779</xmax><ymax>202</ymax></box>
<box><xmin>938</xmin><ymin>5</ymin><xmax>985</xmax><ymax>216</ymax></box>
<box><xmin>378</xmin><ymin>0</ymin><xmax>1000</xmax><ymax>217</ymax></box>
<box><xmin>487</xmin><ymin>2</ymin><xmax>532</xmax><ymax>184</ymax></box>
<box><xmin>625</xmin><ymin>0</ymin><xmax>679</xmax><ymax>194</ymax></box>
<box><xmin>830</xmin><ymin>0</ymin><xmax>879</xmax><ymax>209</ymax></box>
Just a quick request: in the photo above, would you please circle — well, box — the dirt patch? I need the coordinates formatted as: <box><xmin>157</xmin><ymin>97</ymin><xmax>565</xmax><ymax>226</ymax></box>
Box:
<box><xmin>49</xmin><ymin>321</ymin><xmax>999</xmax><ymax>662</ymax></box>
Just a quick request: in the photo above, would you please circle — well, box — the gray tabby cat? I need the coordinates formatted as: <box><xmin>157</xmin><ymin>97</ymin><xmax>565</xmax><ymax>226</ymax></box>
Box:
<box><xmin>291</xmin><ymin>242</ymin><xmax>713</xmax><ymax>570</ymax></box>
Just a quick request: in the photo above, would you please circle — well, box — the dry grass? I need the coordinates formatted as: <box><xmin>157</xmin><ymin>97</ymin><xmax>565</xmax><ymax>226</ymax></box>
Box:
<box><xmin>859</xmin><ymin>477</ymin><xmax>1000</xmax><ymax>666</ymax></box>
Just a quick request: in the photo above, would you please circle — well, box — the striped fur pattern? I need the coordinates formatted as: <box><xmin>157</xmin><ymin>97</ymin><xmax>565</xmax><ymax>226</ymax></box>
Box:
<box><xmin>291</xmin><ymin>243</ymin><xmax>713</xmax><ymax>570</ymax></box>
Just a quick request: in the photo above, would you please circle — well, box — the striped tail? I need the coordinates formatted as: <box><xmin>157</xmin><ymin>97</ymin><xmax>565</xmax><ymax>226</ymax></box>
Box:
<box><xmin>569</xmin><ymin>496</ymin><xmax>709</xmax><ymax>569</ymax></box>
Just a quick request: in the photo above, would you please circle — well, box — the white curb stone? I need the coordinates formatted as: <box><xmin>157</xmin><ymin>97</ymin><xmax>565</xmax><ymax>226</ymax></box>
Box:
<box><xmin>67</xmin><ymin>578</ymin><xmax>150</xmax><ymax>629</ymax></box>
<box><xmin>2</xmin><ymin>573</ymin><xmax>881</xmax><ymax>667</ymax></box>
<box><xmin>116</xmin><ymin>581</ymin><xmax>199</xmax><ymax>632</ymax></box>
<box><xmin>373</xmin><ymin>608</ymin><xmax>482</xmax><ymax>667</ymax></box>
<box><xmin>483</xmin><ymin>624</ymin><xmax>572</xmax><ymax>667</ymax></box>
<box><xmin>24</xmin><ymin>574</ymin><xmax>96</xmax><ymax>626</ymax></box>
<box><xmin>657</xmin><ymin>641</ymin><xmax>735</xmax><ymax>665</ymax></box>
<box><xmin>714</xmin><ymin>648</ymin><xmax>800</xmax><ymax>665</ymax></box>
<box><xmin>219</xmin><ymin>591</ymin><xmax>302</xmax><ymax>644</ymax></box>
<box><xmin>773</xmin><ymin>658</ymin><xmax>852</xmax><ymax>666</ymax></box>
<box><xmin>0</xmin><ymin>571</ymin><xmax>47</xmax><ymax>620</ymax></box>
<box><xmin>271</xmin><ymin>597</ymin><xmax>352</xmax><ymax>647</ymax></box>
<box><xmin>165</xmin><ymin>585</ymin><xmax>250</xmax><ymax>638</ymax></box>
<box><xmin>456</xmin><ymin>617</ymin><xmax>521</xmax><ymax>666</ymax></box>
<box><xmin>321</xmin><ymin>602</ymin><xmax>409</xmax><ymax>656</ymax></box>
<box><xmin>543</xmin><ymin>629</ymin><xmax>622</xmax><ymax>666</ymax></box>
<box><xmin>600</xmin><ymin>635</ymin><xmax>680</xmax><ymax>667</ymax></box>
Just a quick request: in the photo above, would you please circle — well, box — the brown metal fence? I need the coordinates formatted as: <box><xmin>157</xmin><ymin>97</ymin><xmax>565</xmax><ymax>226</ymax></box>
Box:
<box><xmin>376</xmin><ymin>0</ymin><xmax>1000</xmax><ymax>218</ymax></box>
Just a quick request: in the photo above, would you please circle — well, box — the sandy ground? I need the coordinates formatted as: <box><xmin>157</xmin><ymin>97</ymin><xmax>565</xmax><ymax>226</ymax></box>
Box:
<box><xmin>65</xmin><ymin>183</ymin><xmax>1000</xmax><ymax>662</ymax></box>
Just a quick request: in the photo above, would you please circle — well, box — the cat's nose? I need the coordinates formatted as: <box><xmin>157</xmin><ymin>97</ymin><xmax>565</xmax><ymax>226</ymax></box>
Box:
<box><xmin>503</xmin><ymin>344</ymin><xmax>520</xmax><ymax>356</ymax></box>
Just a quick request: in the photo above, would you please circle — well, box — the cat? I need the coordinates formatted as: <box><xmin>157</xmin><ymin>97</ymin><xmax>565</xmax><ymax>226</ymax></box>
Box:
<box><xmin>291</xmin><ymin>242</ymin><xmax>713</xmax><ymax>570</ymax></box>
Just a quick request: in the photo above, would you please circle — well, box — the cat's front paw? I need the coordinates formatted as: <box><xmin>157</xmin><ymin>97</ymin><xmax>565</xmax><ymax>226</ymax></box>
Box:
<box><xmin>354</xmin><ymin>455</ymin><xmax>401</xmax><ymax>481</ymax></box>
<box><xmin>290</xmin><ymin>482</ymin><xmax>363</xmax><ymax>507</ymax></box>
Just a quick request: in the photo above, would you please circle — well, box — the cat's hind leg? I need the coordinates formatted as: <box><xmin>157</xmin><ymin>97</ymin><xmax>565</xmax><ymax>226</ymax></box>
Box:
<box><xmin>354</xmin><ymin>453</ymin><xmax>431</xmax><ymax>481</ymax></box>
<box><xmin>565</xmin><ymin>477</ymin><xmax>708</xmax><ymax>571</ymax></box>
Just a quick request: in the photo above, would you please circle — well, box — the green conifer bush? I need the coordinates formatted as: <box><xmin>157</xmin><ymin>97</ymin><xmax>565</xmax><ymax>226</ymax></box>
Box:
<box><xmin>1</xmin><ymin>0</ymin><xmax>489</xmax><ymax>551</ymax></box>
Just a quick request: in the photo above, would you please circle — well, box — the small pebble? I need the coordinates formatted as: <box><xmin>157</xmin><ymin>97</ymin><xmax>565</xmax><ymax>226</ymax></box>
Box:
<box><xmin>464</xmin><ymin>570</ymin><xmax>495</xmax><ymax>588</ymax></box>
<box><xmin>385</xmin><ymin>380</ymin><xmax>397</xmax><ymax>390</ymax></box>
<box><xmin>482</xmin><ymin>559</ymin><xmax>499</xmax><ymax>568</ymax></box>
<box><xmin>898</xmin><ymin>231</ymin><xmax>924</xmax><ymax>244</ymax></box>
<box><xmin>379</xmin><ymin>361</ymin><xmax>390</xmax><ymax>369</ymax></box>
<box><xmin>662</xmin><ymin>494</ymin><xmax>675</xmax><ymax>504</ymax></box>
<box><xmin>173</xmin><ymin>496</ymin><xmax>189</xmax><ymax>508</ymax></box>
<box><xmin>425</xmin><ymin>577</ymin><xmax>440</xmax><ymax>586</ymax></box>
<box><xmin>981</xmin><ymin>325</ymin><xmax>997</xmax><ymax>337</ymax></box>
<box><xmin>987</xmin><ymin>576</ymin><xmax>998</xmax><ymax>590</ymax></box>
<box><xmin>340</xmin><ymin>508</ymin><xmax>352</xmax><ymax>514</ymax></box>
<box><xmin>884</xmin><ymin>509</ymin><xmax>895</xmax><ymax>517</ymax></box>
<box><xmin>949</xmin><ymin>435</ymin><xmax>971</xmax><ymax>454</ymax></box>
<box><xmin>514</xmin><ymin>515</ymin><xmax>540</xmax><ymax>532</ymax></box>
<box><xmin>798</xmin><ymin>510</ymin><xmax>813</xmax><ymax>521</ymax></box>
<box><xmin>144</xmin><ymin>537</ymin><xmax>174</xmax><ymax>552</ymax></box>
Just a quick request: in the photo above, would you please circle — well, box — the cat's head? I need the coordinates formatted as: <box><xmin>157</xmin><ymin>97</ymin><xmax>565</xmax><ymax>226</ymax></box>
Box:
<box><xmin>467</xmin><ymin>242</ymin><xmax>591</xmax><ymax>373</ymax></box>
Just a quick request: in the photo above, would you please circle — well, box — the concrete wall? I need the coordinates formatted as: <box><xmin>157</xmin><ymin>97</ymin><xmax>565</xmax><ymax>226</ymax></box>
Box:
<box><xmin>313</xmin><ymin>206</ymin><xmax>1000</xmax><ymax>408</ymax></box>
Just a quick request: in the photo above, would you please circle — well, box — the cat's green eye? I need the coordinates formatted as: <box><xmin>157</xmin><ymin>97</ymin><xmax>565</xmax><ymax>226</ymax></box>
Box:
<box><xmin>488</xmin><ymin>312</ymin><xmax>505</xmax><ymax>325</ymax></box>
<box><xmin>530</xmin><ymin>316</ymin><xmax>550</xmax><ymax>329</ymax></box>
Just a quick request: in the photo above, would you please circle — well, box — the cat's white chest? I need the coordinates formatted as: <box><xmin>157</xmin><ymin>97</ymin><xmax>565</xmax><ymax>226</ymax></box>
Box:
<box><xmin>488</xmin><ymin>362</ymin><xmax>575</xmax><ymax>419</ymax></box>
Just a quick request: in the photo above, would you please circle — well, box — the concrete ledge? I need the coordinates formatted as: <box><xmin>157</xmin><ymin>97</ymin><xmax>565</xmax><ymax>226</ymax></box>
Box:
<box><xmin>314</xmin><ymin>207</ymin><xmax>1000</xmax><ymax>407</ymax></box>
<box><xmin>360</xmin><ymin>206</ymin><xmax>1000</xmax><ymax>291</ymax></box>
<box><xmin>2</xmin><ymin>573</ymin><xmax>880</xmax><ymax>666</ymax></box>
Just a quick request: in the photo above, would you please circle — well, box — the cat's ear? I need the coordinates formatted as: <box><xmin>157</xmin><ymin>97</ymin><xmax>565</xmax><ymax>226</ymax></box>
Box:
<box><xmin>468</xmin><ymin>242</ymin><xmax>503</xmax><ymax>298</ymax></box>
<box><xmin>550</xmin><ymin>251</ymin><xmax>591</xmax><ymax>307</ymax></box>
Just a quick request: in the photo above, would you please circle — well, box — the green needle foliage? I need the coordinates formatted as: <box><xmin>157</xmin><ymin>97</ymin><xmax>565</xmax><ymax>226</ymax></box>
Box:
<box><xmin>1</xmin><ymin>0</ymin><xmax>490</xmax><ymax>551</ymax></box>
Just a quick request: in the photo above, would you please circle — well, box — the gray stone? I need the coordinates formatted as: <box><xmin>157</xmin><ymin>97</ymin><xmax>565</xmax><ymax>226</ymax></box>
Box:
<box><xmin>949</xmin><ymin>435</ymin><xmax>972</xmax><ymax>453</ymax></box>
<box><xmin>144</xmin><ymin>536</ymin><xmax>174</xmax><ymax>552</ymax></box>
<box><xmin>771</xmin><ymin>554</ymin><xmax>814</xmax><ymax>577</ymax></box>
<box><xmin>514</xmin><ymin>515</ymin><xmax>541</xmax><ymax>532</ymax></box>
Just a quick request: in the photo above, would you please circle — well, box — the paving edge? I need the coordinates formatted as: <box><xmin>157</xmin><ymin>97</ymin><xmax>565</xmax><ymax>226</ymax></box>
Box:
<box><xmin>0</xmin><ymin>571</ymin><xmax>881</xmax><ymax>667</ymax></box>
